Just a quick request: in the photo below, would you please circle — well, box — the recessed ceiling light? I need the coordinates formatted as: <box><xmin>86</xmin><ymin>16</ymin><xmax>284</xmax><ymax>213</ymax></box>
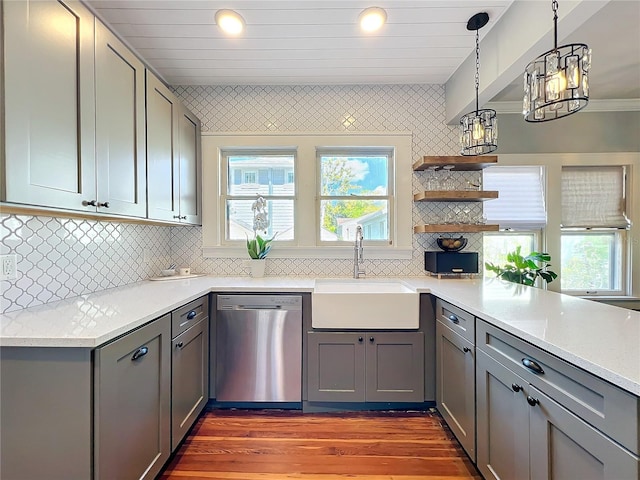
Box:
<box><xmin>215</xmin><ymin>9</ymin><xmax>245</xmax><ymax>35</ymax></box>
<box><xmin>359</xmin><ymin>7</ymin><xmax>387</xmax><ymax>32</ymax></box>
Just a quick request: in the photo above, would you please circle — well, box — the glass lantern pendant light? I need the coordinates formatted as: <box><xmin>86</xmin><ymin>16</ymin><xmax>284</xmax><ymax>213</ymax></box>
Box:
<box><xmin>523</xmin><ymin>0</ymin><xmax>591</xmax><ymax>122</ymax></box>
<box><xmin>460</xmin><ymin>12</ymin><xmax>497</xmax><ymax>156</ymax></box>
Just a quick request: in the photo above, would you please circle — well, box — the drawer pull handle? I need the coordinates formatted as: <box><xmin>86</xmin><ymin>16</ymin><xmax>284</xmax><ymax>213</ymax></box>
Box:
<box><xmin>511</xmin><ymin>383</ymin><xmax>522</xmax><ymax>392</ymax></box>
<box><xmin>131</xmin><ymin>346</ymin><xmax>148</xmax><ymax>361</ymax></box>
<box><xmin>358</xmin><ymin>337</ymin><xmax>363</xmax><ymax>343</ymax></box>
<box><xmin>448</xmin><ymin>314</ymin><xmax>459</xmax><ymax>324</ymax></box>
<box><xmin>527</xmin><ymin>396</ymin><xmax>539</xmax><ymax>407</ymax></box>
<box><xmin>522</xmin><ymin>358</ymin><xmax>544</xmax><ymax>374</ymax></box>
<box><xmin>186</xmin><ymin>310</ymin><xmax>197</xmax><ymax>320</ymax></box>
<box><xmin>369</xmin><ymin>337</ymin><xmax>375</xmax><ymax>343</ymax></box>
<box><xmin>463</xmin><ymin>346</ymin><xmax>471</xmax><ymax>353</ymax></box>
<box><xmin>176</xmin><ymin>342</ymin><xmax>184</xmax><ymax>349</ymax></box>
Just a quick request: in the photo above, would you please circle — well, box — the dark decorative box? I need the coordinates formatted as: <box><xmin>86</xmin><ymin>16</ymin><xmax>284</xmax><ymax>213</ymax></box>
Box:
<box><xmin>425</xmin><ymin>251</ymin><xmax>479</xmax><ymax>274</ymax></box>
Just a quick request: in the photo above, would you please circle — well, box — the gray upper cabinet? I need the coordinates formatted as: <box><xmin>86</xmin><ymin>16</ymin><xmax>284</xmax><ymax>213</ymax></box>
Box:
<box><xmin>435</xmin><ymin>319</ymin><xmax>476</xmax><ymax>461</ymax></box>
<box><xmin>94</xmin><ymin>314</ymin><xmax>172</xmax><ymax>480</ymax></box>
<box><xmin>95</xmin><ymin>20</ymin><xmax>147</xmax><ymax>217</ymax></box>
<box><xmin>177</xmin><ymin>106</ymin><xmax>203</xmax><ymax>224</ymax></box>
<box><xmin>146</xmin><ymin>71</ymin><xmax>180</xmax><ymax>222</ymax></box>
<box><xmin>146</xmin><ymin>70</ymin><xmax>202</xmax><ymax>225</ymax></box>
<box><xmin>2</xmin><ymin>0</ymin><xmax>96</xmax><ymax>210</ymax></box>
<box><xmin>308</xmin><ymin>331</ymin><xmax>424</xmax><ymax>403</ymax></box>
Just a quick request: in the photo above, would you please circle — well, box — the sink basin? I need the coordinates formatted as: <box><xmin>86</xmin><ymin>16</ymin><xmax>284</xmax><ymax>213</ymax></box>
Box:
<box><xmin>312</xmin><ymin>279</ymin><xmax>419</xmax><ymax>329</ymax></box>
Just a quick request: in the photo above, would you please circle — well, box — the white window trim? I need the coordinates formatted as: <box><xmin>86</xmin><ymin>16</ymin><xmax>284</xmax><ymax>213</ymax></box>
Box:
<box><xmin>493</xmin><ymin>153</ymin><xmax>639</xmax><ymax>299</ymax></box>
<box><xmin>317</xmin><ymin>146</ymin><xmax>394</xmax><ymax>246</ymax></box>
<box><xmin>201</xmin><ymin>132</ymin><xmax>413</xmax><ymax>259</ymax></box>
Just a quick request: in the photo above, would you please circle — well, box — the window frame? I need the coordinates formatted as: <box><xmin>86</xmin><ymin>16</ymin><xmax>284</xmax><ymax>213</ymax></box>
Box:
<box><xmin>316</xmin><ymin>146</ymin><xmax>394</xmax><ymax>246</ymax></box>
<box><xmin>560</xmin><ymin>229</ymin><xmax>627</xmax><ymax>296</ymax></box>
<box><xmin>220</xmin><ymin>148</ymin><xmax>297</xmax><ymax>244</ymax></box>
<box><xmin>201</xmin><ymin>132</ymin><xmax>413</xmax><ymax>259</ymax></box>
<box><xmin>488</xmin><ymin>153</ymin><xmax>638</xmax><ymax>299</ymax></box>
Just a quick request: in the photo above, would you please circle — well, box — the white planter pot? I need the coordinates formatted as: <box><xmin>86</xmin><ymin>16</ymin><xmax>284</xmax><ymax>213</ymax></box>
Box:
<box><xmin>246</xmin><ymin>259</ymin><xmax>266</xmax><ymax>278</ymax></box>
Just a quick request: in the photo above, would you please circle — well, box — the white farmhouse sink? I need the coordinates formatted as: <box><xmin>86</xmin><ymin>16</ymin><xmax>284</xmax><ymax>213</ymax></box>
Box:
<box><xmin>312</xmin><ymin>279</ymin><xmax>419</xmax><ymax>329</ymax></box>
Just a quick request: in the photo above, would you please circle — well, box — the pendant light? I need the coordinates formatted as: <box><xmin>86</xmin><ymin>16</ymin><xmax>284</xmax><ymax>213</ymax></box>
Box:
<box><xmin>523</xmin><ymin>0</ymin><xmax>591</xmax><ymax>122</ymax></box>
<box><xmin>460</xmin><ymin>12</ymin><xmax>497</xmax><ymax>156</ymax></box>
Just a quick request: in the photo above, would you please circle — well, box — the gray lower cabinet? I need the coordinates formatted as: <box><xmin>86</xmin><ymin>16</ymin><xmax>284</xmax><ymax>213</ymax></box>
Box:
<box><xmin>308</xmin><ymin>331</ymin><xmax>424</xmax><ymax>403</ymax></box>
<box><xmin>94</xmin><ymin>314</ymin><xmax>172</xmax><ymax>480</ymax></box>
<box><xmin>477</xmin><ymin>338</ymin><xmax>640</xmax><ymax>480</ymax></box>
<box><xmin>171</xmin><ymin>297</ymin><xmax>209</xmax><ymax>450</ymax></box>
<box><xmin>435</xmin><ymin>319</ymin><xmax>475</xmax><ymax>461</ymax></box>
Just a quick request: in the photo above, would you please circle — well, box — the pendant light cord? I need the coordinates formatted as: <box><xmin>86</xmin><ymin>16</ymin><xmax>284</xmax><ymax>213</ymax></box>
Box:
<box><xmin>474</xmin><ymin>28</ymin><xmax>480</xmax><ymax>114</ymax></box>
<box><xmin>552</xmin><ymin>0</ymin><xmax>559</xmax><ymax>50</ymax></box>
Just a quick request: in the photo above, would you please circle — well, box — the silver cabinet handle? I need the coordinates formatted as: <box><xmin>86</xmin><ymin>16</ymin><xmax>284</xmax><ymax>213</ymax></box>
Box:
<box><xmin>97</xmin><ymin>201</ymin><xmax>110</xmax><ymax>208</ymax></box>
<box><xmin>175</xmin><ymin>342</ymin><xmax>184</xmax><ymax>349</ymax></box>
<box><xmin>82</xmin><ymin>200</ymin><xmax>97</xmax><ymax>207</ymax></box>
<box><xmin>131</xmin><ymin>346</ymin><xmax>148</xmax><ymax>361</ymax></box>
<box><xmin>522</xmin><ymin>358</ymin><xmax>544</xmax><ymax>374</ymax></box>
<box><xmin>448</xmin><ymin>314</ymin><xmax>459</xmax><ymax>324</ymax></box>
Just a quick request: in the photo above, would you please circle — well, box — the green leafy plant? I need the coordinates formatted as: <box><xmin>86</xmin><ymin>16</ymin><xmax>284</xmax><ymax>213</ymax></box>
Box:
<box><xmin>246</xmin><ymin>234</ymin><xmax>275</xmax><ymax>259</ymax></box>
<box><xmin>485</xmin><ymin>246</ymin><xmax>558</xmax><ymax>286</ymax></box>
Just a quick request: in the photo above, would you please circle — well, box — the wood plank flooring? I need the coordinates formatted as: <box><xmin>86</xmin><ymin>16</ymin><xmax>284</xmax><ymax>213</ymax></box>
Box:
<box><xmin>159</xmin><ymin>408</ymin><xmax>482</xmax><ymax>480</ymax></box>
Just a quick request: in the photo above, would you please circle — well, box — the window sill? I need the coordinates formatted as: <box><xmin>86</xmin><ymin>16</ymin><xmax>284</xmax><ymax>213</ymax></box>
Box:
<box><xmin>202</xmin><ymin>245</ymin><xmax>413</xmax><ymax>260</ymax></box>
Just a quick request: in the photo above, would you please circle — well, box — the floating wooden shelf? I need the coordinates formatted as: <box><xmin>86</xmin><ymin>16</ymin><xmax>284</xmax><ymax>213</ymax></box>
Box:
<box><xmin>413</xmin><ymin>191</ymin><xmax>499</xmax><ymax>202</ymax></box>
<box><xmin>413</xmin><ymin>224</ymin><xmax>499</xmax><ymax>234</ymax></box>
<box><xmin>412</xmin><ymin>155</ymin><xmax>498</xmax><ymax>171</ymax></box>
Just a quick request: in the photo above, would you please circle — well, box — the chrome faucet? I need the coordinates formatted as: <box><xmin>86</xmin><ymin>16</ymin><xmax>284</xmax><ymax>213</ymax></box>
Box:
<box><xmin>353</xmin><ymin>225</ymin><xmax>365</xmax><ymax>279</ymax></box>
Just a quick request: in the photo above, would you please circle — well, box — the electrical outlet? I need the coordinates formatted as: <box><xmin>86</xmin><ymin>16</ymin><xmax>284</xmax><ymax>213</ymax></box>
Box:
<box><xmin>1</xmin><ymin>254</ymin><xmax>17</xmax><ymax>280</ymax></box>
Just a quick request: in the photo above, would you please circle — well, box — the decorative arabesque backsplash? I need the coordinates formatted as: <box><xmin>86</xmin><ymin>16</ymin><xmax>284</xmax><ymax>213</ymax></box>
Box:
<box><xmin>1</xmin><ymin>84</ymin><xmax>485</xmax><ymax>313</ymax></box>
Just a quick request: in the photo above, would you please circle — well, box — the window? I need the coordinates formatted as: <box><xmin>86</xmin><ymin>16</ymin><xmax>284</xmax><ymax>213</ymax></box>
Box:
<box><xmin>483</xmin><ymin>232</ymin><xmax>537</xmax><ymax>279</ymax></box>
<box><xmin>223</xmin><ymin>150</ymin><xmax>296</xmax><ymax>241</ymax></box>
<box><xmin>560</xmin><ymin>166</ymin><xmax>629</xmax><ymax>295</ymax></box>
<box><xmin>318</xmin><ymin>148</ymin><xmax>392</xmax><ymax>243</ymax></box>
<box><xmin>202</xmin><ymin>133</ymin><xmax>412</xmax><ymax>259</ymax></box>
<box><xmin>482</xmin><ymin>166</ymin><xmax>545</xmax><ymax>278</ymax></box>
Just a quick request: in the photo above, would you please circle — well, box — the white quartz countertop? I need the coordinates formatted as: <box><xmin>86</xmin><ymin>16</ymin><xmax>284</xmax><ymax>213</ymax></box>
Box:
<box><xmin>1</xmin><ymin>275</ymin><xmax>639</xmax><ymax>396</ymax></box>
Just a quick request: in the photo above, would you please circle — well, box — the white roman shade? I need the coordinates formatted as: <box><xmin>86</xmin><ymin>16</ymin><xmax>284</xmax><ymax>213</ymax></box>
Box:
<box><xmin>561</xmin><ymin>166</ymin><xmax>630</xmax><ymax>228</ymax></box>
<box><xmin>483</xmin><ymin>166</ymin><xmax>547</xmax><ymax>230</ymax></box>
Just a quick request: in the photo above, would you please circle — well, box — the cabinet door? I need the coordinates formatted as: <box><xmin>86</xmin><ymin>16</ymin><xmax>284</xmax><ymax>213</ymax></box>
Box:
<box><xmin>146</xmin><ymin>70</ymin><xmax>180</xmax><ymax>222</ymax></box>
<box><xmin>172</xmin><ymin>318</ymin><xmax>209</xmax><ymax>451</ymax></box>
<box><xmin>365</xmin><ymin>332</ymin><xmax>425</xmax><ymax>402</ymax></box>
<box><xmin>476</xmin><ymin>349</ymin><xmax>530</xmax><ymax>480</ymax></box>
<box><xmin>529</xmin><ymin>385</ymin><xmax>639</xmax><ymax>480</ymax></box>
<box><xmin>95</xmin><ymin>20</ymin><xmax>147</xmax><ymax>217</ymax></box>
<box><xmin>94</xmin><ymin>315</ymin><xmax>171</xmax><ymax>480</ymax></box>
<box><xmin>307</xmin><ymin>332</ymin><xmax>365</xmax><ymax>402</ymax></box>
<box><xmin>3</xmin><ymin>0</ymin><xmax>96</xmax><ymax>210</ymax></box>
<box><xmin>436</xmin><ymin>321</ymin><xmax>475</xmax><ymax>461</ymax></box>
<box><xmin>178</xmin><ymin>105</ymin><xmax>202</xmax><ymax>224</ymax></box>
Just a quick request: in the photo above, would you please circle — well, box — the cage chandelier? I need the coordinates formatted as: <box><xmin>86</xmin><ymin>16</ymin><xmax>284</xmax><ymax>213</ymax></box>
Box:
<box><xmin>523</xmin><ymin>0</ymin><xmax>591</xmax><ymax>122</ymax></box>
<box><xmin>460</xmin><ymin>12</ymin><xmax>497</xmax><ymax>156</ymax></box>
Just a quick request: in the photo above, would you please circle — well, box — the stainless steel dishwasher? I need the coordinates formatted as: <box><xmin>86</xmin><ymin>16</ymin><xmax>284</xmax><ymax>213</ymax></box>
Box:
<box><xmin>215</xmin><ymin>294</ymin><xmax>302</xmax><ymax>402</ymax></box>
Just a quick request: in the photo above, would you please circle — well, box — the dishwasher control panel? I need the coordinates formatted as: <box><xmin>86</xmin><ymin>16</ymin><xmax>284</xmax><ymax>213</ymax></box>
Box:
<box><xmin>217</xmin><ymin>294</ymin><xmax>302</xmax><ymax>310</ymax></box>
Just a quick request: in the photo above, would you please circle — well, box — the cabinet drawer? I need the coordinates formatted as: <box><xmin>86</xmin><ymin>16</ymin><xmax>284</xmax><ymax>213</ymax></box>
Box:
<box><xmin>435</xmin><ymin>298</ymin><xmax>475</xmax><ymax>343</ymax></box>
<box><xmin>172</xmin><ymin>295</ymin><xmax>209</xmax><ymax>337</ymax></box>
<box><xmin>477</xmin><ymin>319</ymin><xmax>639</xmax><ymax>455</ymax></box>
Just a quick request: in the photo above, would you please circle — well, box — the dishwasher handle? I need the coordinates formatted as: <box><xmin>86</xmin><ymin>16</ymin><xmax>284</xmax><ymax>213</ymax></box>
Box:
<box><xmin>232</xmin><ymin>304</ymin><xmax>283</xmax><ymax>310</ymax></box>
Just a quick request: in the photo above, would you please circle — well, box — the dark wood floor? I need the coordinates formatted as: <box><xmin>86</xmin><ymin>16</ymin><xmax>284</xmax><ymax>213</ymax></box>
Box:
<box><xmin>159</xmin><ymin>408</ymin><xmax>482</xmax><ymax>480</ymax></box>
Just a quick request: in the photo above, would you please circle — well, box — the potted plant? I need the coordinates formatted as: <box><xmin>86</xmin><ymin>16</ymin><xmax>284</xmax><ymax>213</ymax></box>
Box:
<box><xmin>485</xmin><ymin>246</ymin><xmax>557</xmax><ymax>287</ymax></box>
<box><xmin>246</xmin><ymin>195</ymin><xmax>276</xmax><ymax>277</ymax></box>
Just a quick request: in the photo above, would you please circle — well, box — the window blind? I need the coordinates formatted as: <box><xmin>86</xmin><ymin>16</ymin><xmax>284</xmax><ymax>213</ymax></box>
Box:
<box><xmin>561</xmin><ymin>166</ymin><xmax>629</xmax><ymax>228</ymax></box>
<box><xmin>483</xmin><ymin>166</ymin><xmax>546</xmax><ymax>230</ymax></box>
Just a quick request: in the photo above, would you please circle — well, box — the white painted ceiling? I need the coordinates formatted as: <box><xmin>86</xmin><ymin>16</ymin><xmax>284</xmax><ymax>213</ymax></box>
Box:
<box><xmin>87</xmin><ymin>0</ymin><xmax>640</xmax><ymax>106</ymax></box>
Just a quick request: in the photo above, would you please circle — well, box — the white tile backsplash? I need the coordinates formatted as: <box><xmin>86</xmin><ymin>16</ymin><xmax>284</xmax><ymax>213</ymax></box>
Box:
<box><xmin>170</xmin><ymin>84</ymin><xmax>484</xmax><ymax>278</ymax></box>
<box><xmin>1</xmin><ymin>84</ymin><xmax>485</xmax><ymax>313</ymax></box>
